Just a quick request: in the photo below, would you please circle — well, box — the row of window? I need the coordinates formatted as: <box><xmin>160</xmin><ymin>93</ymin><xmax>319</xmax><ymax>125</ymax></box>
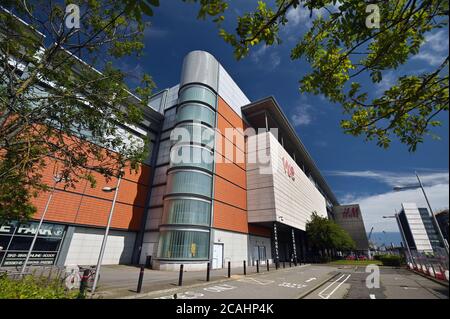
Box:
<box><xmin>166</xmin><ymin>170</ymin><xmax>212</xmax><ymax>198</ymax></box>
<box><xmin>156</xmin><ymin>84</ymin><xmax>217</xmax><ymax>261</ymax></box>
<box><xmin>177</xmin><ymin>103</ymin><xmax>215</xmax><ymax>127</ymax></box>
<box><xmin>157</xmin><ymin>230</ymin><xmax>209</xmax><ymax>260</ymax></box>
<box><xmin>169</xmin><ymin>145</ymin><xmax>214</xmax><ymax>172</ymax></box>
<box><xmin>178</xmin><ymin>84</ymin><xmax>216</xmax><ymax>108</ymax></box>
<box><xmin>162</xmin><ymin>197</ymin><xmax>211</xmax><ymax>226</ymax></box>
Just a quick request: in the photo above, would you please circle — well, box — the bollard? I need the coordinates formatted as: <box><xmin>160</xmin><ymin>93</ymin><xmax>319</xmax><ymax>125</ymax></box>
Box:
<box><xmin>289</xmin><ymin>260</ymin><xmax>292</xmax><ymax>267</ymax></box>
<box><xmin>256</xmin><ymin>260</ymin><xmax>260</xmax><ymax>273</ymax></box>
<box><xmin>228</xmin><ymin>261</ymin><xmax>231</xmax><ymax>278</ymax></box>
<box><xmin>78</xmin><ymin>269</ymin><xmax>90</xmax><ymax>297</ymax></box>
<box><xmin>283</xmin><ymin>261</ymin><xmax>285</xmax><ymax>269</ymax></box>
<box><xmin>137</xmin><ymin>265</ymin><xmax>145</xmax><ymax>293</ymax></box>
<box><xmin>294</xmin><ymin>259</ymin><xmax>297</xmax><ymax>267</ymax></box>
<box><xmin>243</xmin><ymin>260</ymin><xmax>246</xmax><ymax>276</ymax></box>
<box><xmin>266</xmin><ymin>260</ymin><xmax>269</xmax><ymax>271</ymax></box>
<box><xmin>178</xmin><ymin>264</ymin><xmax>184</xmax><ymax>286</ymax></box>
<box><xmin>206</xmin><ymin>262</ymin><xmax>210</xmax><ymax>282</ymax></box>
<box><xmin>275</xmin><ymin>261</ymin><xmax>279</xmax><ymax>270</ymax></box>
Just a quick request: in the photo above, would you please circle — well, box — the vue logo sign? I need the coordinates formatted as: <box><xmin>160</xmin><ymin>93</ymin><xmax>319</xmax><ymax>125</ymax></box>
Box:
<box><xmin>282</xmin><ymin>157</ymin><xmax>295</xmax><ymax>181</ymax></box>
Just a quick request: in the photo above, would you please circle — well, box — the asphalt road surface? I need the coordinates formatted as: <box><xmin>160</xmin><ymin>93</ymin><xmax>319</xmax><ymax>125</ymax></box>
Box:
<box><xmin>303</xmin><ymin>265</ymin><xmax>448</xmax><ymax>299</ymax></box>
<box><xmin>134</xmin><ymin>264</ymin><xmax>448</xmax><ymax>299</ymax></box>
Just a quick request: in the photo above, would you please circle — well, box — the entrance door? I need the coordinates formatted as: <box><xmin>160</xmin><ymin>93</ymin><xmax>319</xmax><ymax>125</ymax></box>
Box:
<box><xmin>212</xmin><ymin>243</ymin><xmax>223</xmax><ymax>269</ymax></box>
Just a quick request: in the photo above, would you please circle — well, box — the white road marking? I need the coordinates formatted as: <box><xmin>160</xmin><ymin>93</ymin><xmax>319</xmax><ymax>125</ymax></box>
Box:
<box><xmin>305</xmin><ymin>277</ymin><xmax>317</xmax><ymax>283</ymax></box>
<box><xmin>318</xmin><ymin>274</ymin><xmax>351</xmax><ymax>299</ymax></box>
<box><xmin>278</xmin><ymin>282</ymin><xmax>308</xmax><ymax>289</ymax></box>
<box><xmin>370</xmin><ymin>294</ymin><xmax>376</xmax><ymax>299</ymax></box>
<box><xmin>403</xmin><ymin>287</ymin><xmax>419</xmax><ymax>290</ymax></box>
<box><xmin>237</xmin><ymin>277</ymin><xmax>274</xmax><ymax>285</ymax></box>
<box><xmin>203</xmin><ymin>284</ymin><xmax>236</xmax><ymax>293</ymax></box>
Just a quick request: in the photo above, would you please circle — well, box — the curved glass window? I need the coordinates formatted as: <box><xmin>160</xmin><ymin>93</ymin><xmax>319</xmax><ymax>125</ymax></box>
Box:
<box><xmin>166</xmin><ymin>170</ymin><xmax>212</xmax><ymax>198</ymax></box>
<box><xmin>170</xmin><ymin>145</ymin><xmax>214</xmax><ymax>172</ymax></box>
<box><xmin>179</xmin><ymin>85</ymin><xmax>216</xmax><ymax>108</ymax></box>
<box><xmin>177</xmin><ymin>103</ymin><xmax>215</xmax><ymax>127</ymax></box>
<box><xmin>162</xmin><ymin>198</ymin><xmax>211</xmax><ymax>226</ymax></box>
<box><xmin>157</xmin><ymin>230</ymin><xmax>209</xmax><ymax>260</ymax></box>
<box><xmin>171</xmin><ymin>123</ymin><xmax>215</xmax><ymax>148</ymax></box>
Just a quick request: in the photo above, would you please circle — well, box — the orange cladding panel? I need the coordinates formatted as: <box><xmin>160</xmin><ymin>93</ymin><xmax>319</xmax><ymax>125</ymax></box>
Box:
<box><xmin>214</xmin><ymin>176</ymin><xmax>247</xmax><ymax>210</ymax></box>
<box><xmin>215</xmin><ymin>153</ymin><xmax>246</xmax><ymax>190</ymax></box>
<box><xmin>213</xmin><ymin>201</ymin><xmax>248</xmax><ymax>233</ymax></box>
<box><xmin>217</xmin><ymin>97</ymin><xmax>245</xmax><ymax>132</ymax></box>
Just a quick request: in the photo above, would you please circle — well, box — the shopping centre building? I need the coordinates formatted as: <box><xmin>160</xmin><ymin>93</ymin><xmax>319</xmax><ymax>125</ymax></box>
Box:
<box><xmin>1</xmin><ymin>47</ymin><xmax>369</xmax><ymax>270</ymax></box>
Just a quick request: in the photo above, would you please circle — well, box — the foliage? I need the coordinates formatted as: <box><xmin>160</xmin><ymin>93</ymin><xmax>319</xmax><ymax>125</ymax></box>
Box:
<box><xmin>0</xmin><ymin>273</ymin><xmax>79</xmax><ymax>299</ymax></box>
<box><xmin>0</xmin><ymin>1</ymin><xmax>158</xmax><ymax>222</ymax></box>
<box><xmin>375</xmin><ymin>254</ymin><xmax>403</xmax><ymax>266</ymax></box>
<box><xmin>328</xmin><ymin>259</ymin><xmax>383</xmax><ymax>266</ymax></box>
<box><xmin>306</xmin><ymin>211</ymin><xmax>356</xmax><ymax>252</ymax></box>
<box><xmin>190</xmin><ymin>0</ymin><xmax>449</xmax><ymax>151</ymax></box>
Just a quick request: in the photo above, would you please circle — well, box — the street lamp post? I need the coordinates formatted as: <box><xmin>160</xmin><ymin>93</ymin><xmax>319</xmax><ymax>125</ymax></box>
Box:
<box><xmin>20</xmin><ymin>175</ymin><xmax>62</xmax><ymax>276</ymax></box>
<box><xmin>383</xmin><ymin>213</ymin><xmax>414</xmax><ymax>265</ymax></box>
<box><xmin>91</xmin><ymin>173</ymin><xmax>122</xmax><ymax>293</ymax></box>
<box><xmin>393</xmin><ymin>171</ymin><xmax>449</xmax><ymax>255</ymax></box>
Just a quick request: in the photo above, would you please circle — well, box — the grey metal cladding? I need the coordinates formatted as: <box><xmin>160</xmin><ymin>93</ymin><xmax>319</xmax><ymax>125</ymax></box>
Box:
<box><xmin>180</xmin><ymin>51</ymin><xmax>219</xmax><ymax>91</ymax></box>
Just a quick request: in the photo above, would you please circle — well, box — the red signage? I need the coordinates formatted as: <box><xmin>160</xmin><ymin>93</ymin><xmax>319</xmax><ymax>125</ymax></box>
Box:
<box><xmin>282</xmin><ymin>157</ymin><xmax>295</xmax><ymax>181</ymax></box>
<box><xmin>342</xmin><ymin>206</ymin><xmax>359</xmax><ymax>219</ymax></box>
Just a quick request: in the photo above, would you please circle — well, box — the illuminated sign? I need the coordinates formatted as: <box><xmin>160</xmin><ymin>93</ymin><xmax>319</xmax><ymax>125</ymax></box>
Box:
<box><xmin>282</xmin><ymin>157</ymin><xmax>295</xmax><ymax>181</ymax></box>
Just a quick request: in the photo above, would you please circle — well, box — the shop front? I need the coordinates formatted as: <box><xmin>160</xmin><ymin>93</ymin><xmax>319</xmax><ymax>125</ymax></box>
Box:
<box><xmin>0</xmin><ymin>221</ymin><xmax>67</xmax><ymax>267</ymax></box>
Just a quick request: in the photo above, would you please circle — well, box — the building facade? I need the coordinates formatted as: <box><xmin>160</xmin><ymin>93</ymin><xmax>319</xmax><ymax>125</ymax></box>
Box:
<box><xmin>332</xmin><ymin>204</ymin><xmax>369</xmax><ymax>252</ymax></box>
<box><xmin>398</xmin><ymin>202</ymin><xmax>443</xmax><ymax>253</ymax></box>
<box><xmin>1</xmin><ymin>50</ymin><xmax>341</xmax><ymax>270</ymax></box>
<box><xmin>435</xmin><ymin>209</ymin><xmax>449</xmax><ymax>245</ymax></box>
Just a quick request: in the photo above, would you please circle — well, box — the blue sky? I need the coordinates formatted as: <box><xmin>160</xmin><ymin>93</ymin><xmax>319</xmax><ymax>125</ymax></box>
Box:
<box><xmin>121</xmin><ymin>1</ymin><xmax>449</xmax><ymax>234</ymax></box>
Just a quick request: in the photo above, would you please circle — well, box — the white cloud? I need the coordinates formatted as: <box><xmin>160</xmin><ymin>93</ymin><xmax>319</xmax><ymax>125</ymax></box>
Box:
<box><xmin>327</xmin><ymin>170</ymin><xmax>449</xmax><ymax>187</ymax></box>
<box><xmin>144</xmin><ymin>27</ymin><xmax>169</xmax><ymax>39</ymax></box>
<box><xmin>250</xmin><ymin>45</ymin><xmax>281</xmax><ymax>69</ymax></box>
<box><xmin>343</xmin><ymin>183</ymin><xmax>449</xmax><ymax>232</ymax></box>
<box><xmin>286</xmin><ymin>5</ymin><xmax>314</xmax><ymax>28</ymax></box>
<box><xmin>375</xmin><ymin>71</ymin><xmax>396</xmax><ymax>94</ymax></box>
<box><xmin>412</xmin><ymin>30</ymin><xmax>449</xmax><ymax>66</ymax></box>
<box><xmin>291</xmin><ymin>103</ymin><xmax>313</xmax><ymax>126</ymax></box>
<box><xmin>285</xmin><ymin>2</ymin><xmax>340</xmax><ymax>29</ymax></box>
<box><xmin>332</xmin><ymin>170</ymin><xmax>449</xmax><ymax>231</ymax></box>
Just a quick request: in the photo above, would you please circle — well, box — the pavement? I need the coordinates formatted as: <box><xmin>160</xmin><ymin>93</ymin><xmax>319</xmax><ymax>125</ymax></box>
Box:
<box><xmin>91</xmin><ymin>264</ymin><xmax>449</xmax><ymax>299</ymax></box>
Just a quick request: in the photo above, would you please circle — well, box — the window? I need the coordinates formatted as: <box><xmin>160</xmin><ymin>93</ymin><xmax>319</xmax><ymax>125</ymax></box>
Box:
<box><xmin>0</xmin><ymin>222</ymin><xmax>66</xmax><ymax>267</ymax></box>
<box><xmin>170</xmin><ymin>145</ymin><xmax>214</xmax><ymax>172</ymax></box>
<box><xmin>178</xmin><ymin>85</ymin><xmax>216</xmax><ymax>108</ymax></box>
<box><xmin>156</xmin><ymin>139</ymin><xmax>171</xmax><ymax>165</ymax></box>
<box><xmin>163</xmin><ymin>198</ymin><xmax>211</xmax><ymax>226</ymax></box>
<box><xmin>166</xmin><ymin>170</ymin><xmax>212</xmax><ymax>198</ymax></box>
<box><xmin>171</xmin><ymin>123</ymin><xmax>215</xmax><ymax>148</ymax></box>
<box><xmin>177</xmin><ymin>103</ymin><xmax>215</xmax><ymax>127</ymax></box>
<box><xmin>157</xmin><ymin>230</ymin><xmax>209</xmax><ymax>259</ymax></box>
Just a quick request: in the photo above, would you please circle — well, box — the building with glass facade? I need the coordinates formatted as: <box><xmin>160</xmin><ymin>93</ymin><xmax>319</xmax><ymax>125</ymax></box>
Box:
<box><xmin>398</xmin><ymin>202</ymin><xmax>444</xmax><ymax>254</ymax></box>
<box><xmin>1</xmin><ymin>49</ymin><xmax>345</xmax><ymax>270</ymax></box>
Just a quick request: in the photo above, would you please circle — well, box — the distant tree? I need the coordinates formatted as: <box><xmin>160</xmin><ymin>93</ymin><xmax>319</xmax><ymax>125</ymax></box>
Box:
<box><xmin>306</xmin><ymin>212</ymin><xmax>356</xmax><ymax>255</ymax></box>
<box><xmin>0</xmin><ymin>1</ymin><xmax>157</xmax><ymax>222</ymax></box>
<box><xmin>190</xmin><ymin>0</ymin><xmax>449</xmax><ymax>151</ymax></box>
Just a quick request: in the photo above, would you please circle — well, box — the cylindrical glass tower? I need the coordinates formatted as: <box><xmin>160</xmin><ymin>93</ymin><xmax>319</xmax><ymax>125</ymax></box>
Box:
<box><xmin>156</xmin><ymin>51</ymin><xmax>219</xmax><ymax>269</ymax></box>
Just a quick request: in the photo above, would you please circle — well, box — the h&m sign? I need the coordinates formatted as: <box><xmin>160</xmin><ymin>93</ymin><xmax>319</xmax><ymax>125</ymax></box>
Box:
<box><xmin>282</xmin><ymin>157</ymin><xmax>295</xmax><ymax>181</ymax></box>
<box><xmin>342</xmin><ymin>206</ymin><xmax>359</xmax><ymax>219</ymax></box>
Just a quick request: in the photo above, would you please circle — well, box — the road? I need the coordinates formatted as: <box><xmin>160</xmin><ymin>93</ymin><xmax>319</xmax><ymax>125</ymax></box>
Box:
<box><xmin>132</xmin><ymin>264</ymin><xmax>448</xmax><ymax>299</ymax></box>
<box><xmin>303</xmin><ymin>265</ymin><xmax>448</xmax><ymax>299</ymax></box>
